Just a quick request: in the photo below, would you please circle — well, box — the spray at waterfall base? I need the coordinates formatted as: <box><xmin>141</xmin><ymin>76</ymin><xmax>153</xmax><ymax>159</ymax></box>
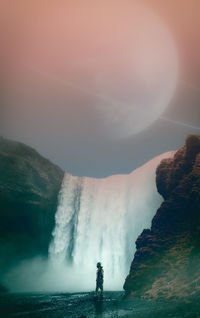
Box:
<box><xmin>2</xmin><ymin>152</ymin><xmax>174</xmax><ymax>292</ymax></box>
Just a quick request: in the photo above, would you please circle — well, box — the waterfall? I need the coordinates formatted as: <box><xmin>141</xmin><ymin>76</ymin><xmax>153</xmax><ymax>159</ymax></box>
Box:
<box><xmin>49</xmin><ymin>152</ymin><xmax>174</xmax><ymax>291</ymax></box>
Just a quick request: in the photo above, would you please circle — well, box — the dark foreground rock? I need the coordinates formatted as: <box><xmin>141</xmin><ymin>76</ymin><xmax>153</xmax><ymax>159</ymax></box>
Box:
<box><xmin>0</xmin><ymin>137</ymin><xmax>64</xmax><ymax>271</ymax></box>
<box><xmin>1</xmin><ymin>292</ymin><xmax>200</xmax><ymax>318</ymax></box>
<box><xmin>124</xmin><ymin>135</ymin><xmax>200</xmax><ymax>302</ymax></box>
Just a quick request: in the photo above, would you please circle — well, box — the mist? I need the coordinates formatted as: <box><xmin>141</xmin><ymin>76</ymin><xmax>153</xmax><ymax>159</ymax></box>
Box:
<box><xmin>1</xmin><ymin>152</ymin><xmax>174</xmax><ymax>293</ymax></box>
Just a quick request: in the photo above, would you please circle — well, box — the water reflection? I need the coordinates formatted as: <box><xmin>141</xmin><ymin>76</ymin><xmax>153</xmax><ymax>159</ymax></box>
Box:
<box><xmin>94</xmin><ymin>299</ymin><xmax>103</xmax><ymax>318</ymax></box>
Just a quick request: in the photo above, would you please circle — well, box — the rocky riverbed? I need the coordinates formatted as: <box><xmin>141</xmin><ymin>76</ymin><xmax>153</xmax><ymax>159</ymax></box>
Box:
<box><xmin>0</xmin><ymin>291</ymin><xmax>200</xmax><ymax>318</ymax></box>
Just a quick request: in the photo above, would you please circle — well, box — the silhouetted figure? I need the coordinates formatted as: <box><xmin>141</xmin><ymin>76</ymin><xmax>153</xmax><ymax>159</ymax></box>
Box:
<box><xmin>95</xmin><ymin>262</ymin><xmax>104</xmax><ymax>299</ymax></box>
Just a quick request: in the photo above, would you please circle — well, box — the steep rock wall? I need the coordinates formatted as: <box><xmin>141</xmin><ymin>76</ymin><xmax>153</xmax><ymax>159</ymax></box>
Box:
<box><xmin>124</xmin><ymin>135</ymin><xmax>200</xmax><ymax>302</ymax></box>
<box><xmin>0</xmin><ymin>137</ymin><xmax>64</xmax><ymax>270</ymax></box>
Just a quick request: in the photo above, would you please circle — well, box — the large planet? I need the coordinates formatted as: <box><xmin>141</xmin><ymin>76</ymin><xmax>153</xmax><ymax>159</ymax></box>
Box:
<box><xmin>4</xmin><ymin>0</ymin><xmax>179</xmax><ymax>139</ymax></box>
<box><xmin>71</xmin><ymin>1</ymin><xmax>179</xmax><ymax>138</ymax></box>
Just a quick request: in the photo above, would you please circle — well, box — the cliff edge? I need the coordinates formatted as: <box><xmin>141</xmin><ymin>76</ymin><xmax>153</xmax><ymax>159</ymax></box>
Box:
<box><xmin>0</xmin><ymin>137</ymin><xmax>64</xmax><ymax>271</ymax></box>
<box><xmin>124</xmin><ymin>135</ymin><xmax>200</xmax><ymax>302</ymax></box>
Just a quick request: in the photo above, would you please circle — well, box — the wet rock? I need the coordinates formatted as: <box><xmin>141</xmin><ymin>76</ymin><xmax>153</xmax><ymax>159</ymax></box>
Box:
<box><xmin>124</xmin><ymin>135</ymin><xmax>200</xmax><ymax>302</ymax></box>
<box><xmin>0</xmin><ymin>137</ymin><xmax>64</xmax><ymax>269</ymax></box>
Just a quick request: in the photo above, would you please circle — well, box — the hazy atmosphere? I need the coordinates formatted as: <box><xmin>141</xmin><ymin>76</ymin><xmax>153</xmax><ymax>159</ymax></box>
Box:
<box><xmin>1</xmin><ymin>0</ymin><xmax>200</xmax><ymax>177</ymax></box>
<box><xmin>1</xmin><ymin>1</ymin><xmax>200</xmax><ymax>317</ymax></box>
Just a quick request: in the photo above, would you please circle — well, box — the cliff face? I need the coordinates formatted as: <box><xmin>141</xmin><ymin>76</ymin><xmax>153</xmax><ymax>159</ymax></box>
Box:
<box><xmin>124</xmin><ymin>135</ymin><xmax>200</xmax><ymax>301</ymax></box>
<box><xmin>0</xmin><ymin>137</ymin><xmax>64</xmax><ymax>270</ymax></box>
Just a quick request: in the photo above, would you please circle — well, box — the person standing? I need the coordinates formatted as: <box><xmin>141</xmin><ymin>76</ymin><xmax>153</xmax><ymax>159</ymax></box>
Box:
<box><xmin>95</xmin><ymin>262</ymin><xmax>104</xmax><ymax>299</ymax></box>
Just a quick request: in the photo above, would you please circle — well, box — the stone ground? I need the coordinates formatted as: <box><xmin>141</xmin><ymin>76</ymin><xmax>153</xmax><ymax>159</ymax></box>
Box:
<box><xmin>0</xmin><ymin>291</ymin><xmax>200</xmax><ymax>318</ymax></box>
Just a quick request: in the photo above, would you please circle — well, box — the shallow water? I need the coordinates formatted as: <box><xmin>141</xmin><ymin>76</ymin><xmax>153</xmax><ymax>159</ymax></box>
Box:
<box><xmin>0</xmin><ymin>291</ymin><xmax>199</xmax><ymax>318</ymax></box>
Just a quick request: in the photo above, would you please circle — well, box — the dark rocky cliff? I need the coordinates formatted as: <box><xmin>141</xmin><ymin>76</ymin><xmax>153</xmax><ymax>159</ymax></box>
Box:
<box><xmin>0</xmin><ymin>137</ymin><xmax>64</xmax><ymax>271</ymax></box>
<box><xmin>124</xmin><ymin>135</ymin><xmax>200</xmax><ymax>301</ymax></box>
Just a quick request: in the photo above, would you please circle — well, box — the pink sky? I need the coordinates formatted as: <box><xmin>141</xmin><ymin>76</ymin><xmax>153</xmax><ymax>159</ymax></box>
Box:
<box><xmin>1</xmin><ymin>0</ymin><xmax>200</xmax><ymax>177</ymax></box>
<box><xmin>1</xmin><ymin>0</ymin><xmax>200</xmax><ymax>83</ymax></box>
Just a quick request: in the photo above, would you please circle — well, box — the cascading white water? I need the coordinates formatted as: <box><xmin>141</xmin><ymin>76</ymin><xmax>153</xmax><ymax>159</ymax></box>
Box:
<box><xmin>49</xmin><ymin>152</ymin><xmax>174</xmax><ymax>291</ymax></box>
